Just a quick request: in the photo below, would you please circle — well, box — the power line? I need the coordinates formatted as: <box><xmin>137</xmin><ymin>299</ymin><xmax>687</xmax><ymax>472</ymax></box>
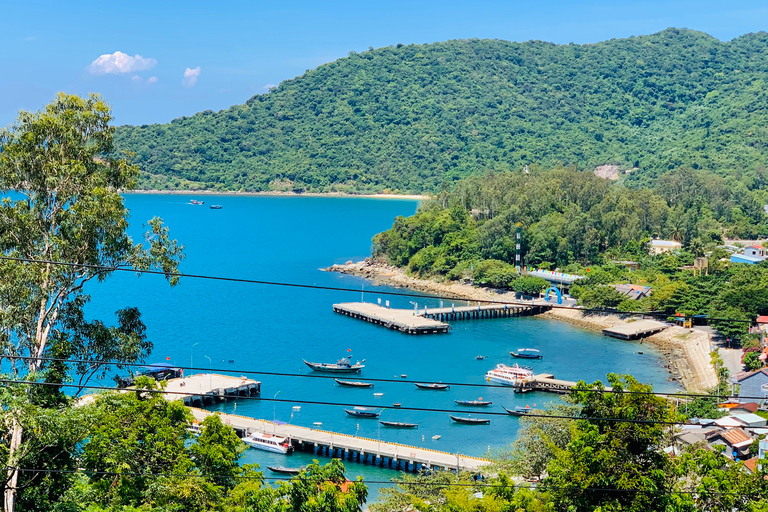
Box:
<box><xmin>0</xmin><ymin>255</ymin><xmax>754</xmax><ymax>323</ymax></box>
<box><xmin>4</xmin><ymin>355</ymin><xmax>757</xmax><ymax>401</ymax></box>
<box><xmin>0</xmin><ymin>378</ymin><xmax>712</xmax><ymax>426</ymax></box>
<box><xmin>4</xmin><ymin>466</ymin><xmax>762</xmax><ymax>496</ymax></box>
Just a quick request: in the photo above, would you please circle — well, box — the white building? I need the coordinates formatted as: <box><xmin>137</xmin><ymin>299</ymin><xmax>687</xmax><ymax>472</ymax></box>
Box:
<box><xmin>650</xmin><ymin>239</ymin><xmax>682</xmax><ymax>255</ymax></box>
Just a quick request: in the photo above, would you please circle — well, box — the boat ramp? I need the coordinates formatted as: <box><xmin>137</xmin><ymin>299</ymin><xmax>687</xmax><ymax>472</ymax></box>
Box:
<box><xmin>189</xmin><ymin>407</ymin><xmax>491</xmax><ymax>473</ymax></box>
<box><xmin>333</xmin><ymin>301</ymin><xmax>549</xmax><ymax>334</ymax></box>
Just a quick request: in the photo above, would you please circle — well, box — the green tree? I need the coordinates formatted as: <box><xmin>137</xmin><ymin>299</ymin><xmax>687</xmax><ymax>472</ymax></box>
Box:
<box><xmin>512</xmin><ymin>276</ymin><xmax>549</xmax><ymax>296</ymax></box>
<box><xmin>0</xmin><ymin>93</ymin><xmax>184</xmax><ymax>512</ymax></box>
<box><xmin>744</xmin><ymin>350</ymin><xmax>763</xmax><ymax>371</ymax></box>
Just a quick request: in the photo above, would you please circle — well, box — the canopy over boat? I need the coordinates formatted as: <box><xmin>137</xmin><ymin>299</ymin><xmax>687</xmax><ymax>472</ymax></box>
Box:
<box><xmin>510</xmin><ymin>348</ymin><xmax>542</xmax><ymax>359</ymax></box>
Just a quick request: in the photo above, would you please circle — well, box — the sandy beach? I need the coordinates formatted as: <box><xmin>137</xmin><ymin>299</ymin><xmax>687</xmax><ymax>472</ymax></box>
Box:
<box><xmin>124</xmin><ymin>189</ymin><xmax>429</xmax><ymax>200</ymax></box>
<box><xmin>325</xmin><ymin>259</ymin><xmax>719</xmax><ymax>392</ymax></box>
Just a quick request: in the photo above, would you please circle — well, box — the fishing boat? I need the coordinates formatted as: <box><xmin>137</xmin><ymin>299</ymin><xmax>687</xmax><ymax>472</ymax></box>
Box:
<box><xmin>242</xmin><ymin>432</ymin><xmax>293</xmax><ymax>454</ymax></box>
<box><xmin>303</xmin><ymin>356</ymin><xmax>365</xmax><ymax>373</ymax></box>
<box><xmin>485</xmin><ymin>363</ymin><xmax>534</xmax><ymax>386</ymax></box>
<box><xmin>268</xmin><ymin>466</ymin><xmax>304</xmax><ymax>475</ymax></box>
<box><xmin>475</xmin><ymin>355</ymin><xmax>485</xmax><ymax>360</ymax></box>
<box><xmin>510</xmin><ymin>348</ymin><xmax>542</xmax><ymax>359</ymax></box>
<box><xmin>415</xmin><ymin>383</ymin><xmax>450</xmax><ymax>390</ymax></box>
<box><xmin>334</xmin><ymin>378</ymin><xmax>373</xmax><ymax>388</ymax></box>
<box><xmin>344</xmin><ymin>407</ymin><xmax>380</xmax><ymax>418</ymax></box>
<box><xmin>449</xmin><ymin>415</ymin><xmax>490</xmax><ymax>425</ymax></box>
<box><xmin>190</xmin><ymin>199</ymin><xmax>205</xmax><ymax>205</ymax></box>
<box><xmin>379</xmin><ymin>420</ymin><xmax>418</xmax><ymax>428</ymax></box>
<box><xmin>209</xmin><ymin>204</ymin><xmax>223</xmax><ymax>209</ymax></box>
<box><xmin>455</xmin><ymin>399</ymin><xmax>492</xmax><ymax>406</ymax></box>
<box><xmin>502</xmin><ymin>405</ymin><xmax>535</xmax><ymax>416</ymax></box>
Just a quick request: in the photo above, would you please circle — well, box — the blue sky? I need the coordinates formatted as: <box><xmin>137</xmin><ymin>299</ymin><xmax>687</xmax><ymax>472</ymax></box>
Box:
<box><xmin>2</xmin><ymin>0</ymin><xmax>767</xmax><ymax>127</ymax></box>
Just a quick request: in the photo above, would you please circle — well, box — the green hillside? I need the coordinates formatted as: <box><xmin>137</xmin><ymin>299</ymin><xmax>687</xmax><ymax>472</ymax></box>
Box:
<box><xmin>114</xmin><ymin>29</ymin><xmax>768</xmax><ymax>193</ymax></box>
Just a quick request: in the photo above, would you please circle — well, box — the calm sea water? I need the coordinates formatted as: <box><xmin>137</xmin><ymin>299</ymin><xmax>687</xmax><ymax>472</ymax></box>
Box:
<box><xmin>85</xmin><ymin>193</ymin><xmax>678</xmax><ymax>500</ymax></box>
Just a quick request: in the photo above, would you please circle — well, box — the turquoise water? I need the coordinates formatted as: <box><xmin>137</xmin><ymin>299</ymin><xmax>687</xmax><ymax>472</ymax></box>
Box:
<box><xmin>85</xmin><ymin>193</ymin><xmax>678</xmax><ymax>500</ymax></box>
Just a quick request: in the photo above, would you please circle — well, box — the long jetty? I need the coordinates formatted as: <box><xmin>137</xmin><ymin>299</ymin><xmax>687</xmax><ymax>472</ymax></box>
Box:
<box><xmin>189</xmin><ymin>408</ymin><xmax>491</xmax><ymax>473</ymax></box>
<box><xmin>419</xmin><ymin>303</ymin><xmax>550</xmax><ymax>322</ymax></box>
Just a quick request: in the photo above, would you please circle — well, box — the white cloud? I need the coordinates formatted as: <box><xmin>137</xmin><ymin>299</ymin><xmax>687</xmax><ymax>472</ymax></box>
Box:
<box><xmin>181</xmin><ymin>67</ymin><xmax>201</xmax><ymax>88</ymax></box>
<box><xmin>131</xmin><ymin>75</ymin><xmax>141</xmax><ymax>82</ymax></box>
<box><xmin>263</xmin><ymin>83</ymin><xmax>276</xmax><ymax>91</ymax></box>
<box><xmin>88</xmin><ymin>51</ymin><xmax>156</xmax><ymax>75</ymax></box>
<box><xmin>147</xmin><ymin>76</ymin><xmax>158</xmax><ymax>84</ymax></box>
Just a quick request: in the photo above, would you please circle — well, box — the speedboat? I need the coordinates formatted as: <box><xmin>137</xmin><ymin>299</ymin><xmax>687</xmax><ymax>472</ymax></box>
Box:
<box><xmin>344</xmin><ymin>407</ymin><xmax>380</xmax><ymax>418</ymax></box>
<box><xmin>449</xmin><ymin>415</ymin><xmax>490</xmax><ymax>425</ymax></box>
<box><xmin>268</xmin><ymin>466</ymin><xmax>304</xmax><ymax>475</ymax></box>
<box><xmin>379</xmin><ymin>420</ymin><xmax>418</xmax><ymax>428</ymax></box>
<box><xmin>502</xmin><ymin>405</ymin><xmax>535</xmax><ymax>416</ymax></box>
<box><xmin>242</xmin><ymin>432</ymin><xmax>293</xmax><ymax>454</ymax></box>
<box><xmin>415</xmin><ymin>382</ymin><xmax>450</xmax><ymax>390</ymax></box>
<box><xmin>334</xmin><ymin>378</ymin><xmax>373</xmax><ymax>388</ymax></box>
<box><xmin>510</xmin><ymin>348</ymin><xmax>542</xmax><ymax>359</ymax></box>
<box><xmin>304</xmin><ymin>356</ymin><xmax>364</xmax><ymax>373</ymax></box>
<box><xmin>485</xmin><ymin>363</ymin><xmax>534</xmax><ymax>386</ymax></box>
<box><xmin>455</xmin><ymin>399</ymin><xmax>492</xmax><ymax>406</ymax></box>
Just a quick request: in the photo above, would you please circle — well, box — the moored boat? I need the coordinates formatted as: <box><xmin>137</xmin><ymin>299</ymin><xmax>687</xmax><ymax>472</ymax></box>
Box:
<box><xmin>242</xmin><ymin>432</ymin><xmax>293</xmax><ymax>454</ymax></box>
<box><xmin>209</xmin><ymin>204</ymin><xmax>223</xmax><ymax>209</ymax></box>
<box><xmin>449</xmin><ymin>415</ymin><xmax>490</xmax><ymax>425</ymax></box>
<box><xmin>502</xmin><ymin>405</ymin><xmax>535</xmax><ymax>416</ymax></box>
<box><xmin>485</xmin><ymin>363</ymin><xmax>534</xmax><ymax>386</ymax></box>
<box><xmin>268</xmin><ymin>466</ymin><xmax>304</xmax><ymax>475</ymax></box>
<box><xmin>334</xmin><ymin>378</ymin><xmax>373</xmax><ymax>388</ymax></box>
<box><xmin>379</xmin><ymin>420</ymin><xmax>418</xmax><ymax>428</ymax></box>
<box><xmin>415</xmin><ymin>382</ymin><xmax>450</xmax><ymax>390</ymax></box>
<box><xmin>344</xmin><ymin>407</ymin><xmax>380</xmax><ymax>418</ymax></box>
<box><xmin>510</xmin><ymin>348</ymin><xmax>542</xmax><ymax>359</ymax></box>
<box><xmin>455</xmin><ymin>399</ymin><xmax>492</xmax><ymax>406</ymax></box>
<box><xmin>304</xmin><ymin>356</ymin><xmax>365</xmax><ymax>373</ymax></box>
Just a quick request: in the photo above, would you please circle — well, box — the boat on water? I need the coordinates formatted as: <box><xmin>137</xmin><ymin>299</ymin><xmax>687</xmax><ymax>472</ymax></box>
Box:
<box><xmin>510</xmin><ymin>348</ymin><xmax>542</xmax><ymax>359</ymax></box>
<box><xmin>304</xmin><ymin>356</ymin><xmax>364</xmax><ymax>373</ymax></box>
<box><xmin>190</xmin><ymin>199</ymin><xmax>205</xmax><ymax>205</ymax></box>
<box><xmin>476</xmin><ymin>355</ymin><xmax>485</xmax><ymax>360</ymax></box>
<box><xmin>379</xmin><ymin>420</ymin><xmax>418</xmax><ymax>428</ymax></box>
<box><xmin>209</xmin><ymin>205</ymin><xmax>223</xmax><ymax>209</ymax></box>
<box><xmin>502</xmin><ymin>405</ymin><xmax>535</xmax><ymax>416</ymax></box>
<box><xmin>242</xmin><ymin>432</ymin><xmax>293</xmax><ymax>454</ymax></box>
<box><xmin>449</xmin><ymin>415</ymin><xmax>491</xmax><ymax>425</ymax></box>
<box><xmin>268</xmin><ymin>466</ymin><xmax>304</xmax><ymax>475</ymax></box>
<box><xmin>455</xmin><ymin>399</ymin><xmax>492</xmax><ymax>406</ymax></box>
<box><xmin>415</xmin><ymin>383</ymin><xmax>450</xmax><ymax>390</ymax></box>
<box><xmin>344</xmin><ymin>407</ymin><xmax>380</xmax><ymax>418</ymax></box>
<box><xmin>485</xmin><ymin>363</ymin><xmax>534</xmax><ymax>386</ymax></box>
<box><xmin>334</xmin><ymin>378</ymin><xmax>373</xmax><ymax>388</ymax></box>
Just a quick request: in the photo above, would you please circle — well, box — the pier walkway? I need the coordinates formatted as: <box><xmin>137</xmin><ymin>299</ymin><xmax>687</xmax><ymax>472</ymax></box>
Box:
<box><xmin>189</xmin><ymin>408</ymin><xmax>491</xmax><ymax>473</ymax></box>
<box><xmin>333</xmin><ymin>302</ymin><xmax>449</xmax><ymax>334</ymax></box>
<box><xmin>418</xmin><ymin>303</ymin><xmax>549</xmax><ymax>322</ymax></box>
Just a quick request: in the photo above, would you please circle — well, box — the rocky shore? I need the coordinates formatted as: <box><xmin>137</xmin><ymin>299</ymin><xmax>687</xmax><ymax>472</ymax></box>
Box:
<box><xmin>325</xmin><ymin>259</ymin><xmax>719</xmax><ymax>392</ymax></box>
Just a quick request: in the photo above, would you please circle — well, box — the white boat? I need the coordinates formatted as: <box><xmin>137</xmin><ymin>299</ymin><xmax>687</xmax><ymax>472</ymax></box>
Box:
<box><xmin>242</xmin><ymin>432</ymin><xmax>294</xmax><ymax>454</ymax></box>
<box><xmin>485</xmin><ymin>363</ymin><xmax>534</xmax><ymax>386</ymax></box>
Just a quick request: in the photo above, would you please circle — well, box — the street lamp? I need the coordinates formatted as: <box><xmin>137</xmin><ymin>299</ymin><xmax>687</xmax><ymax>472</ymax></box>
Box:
<box><xmin>204</xmin><ymin>355</ymin><xmax>212</xmax><ymax>389</ymax></box>
<box><xmin>190</xmin><ymin>343</ymin><xmax>198</xmax><ymax>377</ymax></box>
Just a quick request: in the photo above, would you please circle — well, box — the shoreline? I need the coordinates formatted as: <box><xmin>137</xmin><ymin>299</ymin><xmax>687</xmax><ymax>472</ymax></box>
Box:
<box><xmin>325</xmin><ymin>260</ymin><xmax>719</xmax><ymax>393</ymax></box>
<box><xmin>123</xmin><ymin>189</ymin><xmax>429</xmax><ymax>200</ymax></box>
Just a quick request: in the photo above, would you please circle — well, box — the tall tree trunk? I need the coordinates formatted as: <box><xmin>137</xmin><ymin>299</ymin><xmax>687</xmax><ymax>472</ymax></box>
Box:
<box><xmin>4</xmin><ymin>419</ymin><xmax>22</xmax><ymax>512</ymax></box>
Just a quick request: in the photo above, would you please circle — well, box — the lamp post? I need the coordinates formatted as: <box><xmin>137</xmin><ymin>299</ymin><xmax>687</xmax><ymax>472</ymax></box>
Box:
<box><xmin>190</xmin><ymin>343</ymin><xmax>198</xmax><ymax>377</ymax></box>
<box><xmin>204</xmin><ymin>355</ymin><xmax>212</xmax><ymax>389</ymax></box>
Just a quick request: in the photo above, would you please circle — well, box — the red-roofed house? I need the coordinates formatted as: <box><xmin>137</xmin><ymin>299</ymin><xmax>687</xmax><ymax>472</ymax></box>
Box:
<box><xmin>706</xmin><ymin>428</ymin><xmax>754</xmax><ymax>459</ymax></box>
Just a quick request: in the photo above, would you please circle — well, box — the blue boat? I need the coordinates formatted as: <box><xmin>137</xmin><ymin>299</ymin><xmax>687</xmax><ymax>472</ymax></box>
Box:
<box><xmin>510</xmin><ymin>348</ymin><xmax>542</xmax><ymax>359</ymax></box>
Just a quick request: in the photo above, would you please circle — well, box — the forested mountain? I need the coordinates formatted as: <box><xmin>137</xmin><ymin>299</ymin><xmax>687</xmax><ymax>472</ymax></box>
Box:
<box><xmin>115</xmin><ymin>29</ymin><xmax>768</xmax><ymax>193</ymax></box>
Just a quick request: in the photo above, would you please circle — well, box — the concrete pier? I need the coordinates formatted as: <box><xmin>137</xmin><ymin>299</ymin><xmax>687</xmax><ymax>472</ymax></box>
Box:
<box><xmin>333</xmin><ymin>302</ymin><xmax>449</xmax><ymax>334</ymax></box>
<box><xmin>514</xmin><ymin>373</ymin><xmax>612</xmax><ymax>394</ymax></box>
<box><xmin>603</xmin><ymin>319</ymin><xmax>668</xmax><ymax>340</ymax></box>
<box><xmin>188</xmin><ymin>408</ymin><xmax>491</xmax><ymax>473</ymax></box>
<box><xmin>163</xmin><ymin>374</ymin><xmax>261</xmax><ymax>407</ymax></box>
<box><xmin>418</xmin><ymin>303</ymin><xmax>549</xmax><ymax>322</ymax></box>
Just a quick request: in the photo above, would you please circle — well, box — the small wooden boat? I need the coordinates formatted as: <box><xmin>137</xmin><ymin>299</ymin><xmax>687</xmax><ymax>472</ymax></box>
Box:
<box><xmin>415</xmin><ymin>383</ymin><xmax>450</xmax><ymax>390</ymax></box>
<box><xmin>268</xmin><ymin>466</ymin><xmax>304</xmax><ymax>475</ymax></box>
<box><xmin>392</xmin><ymin>402</ymin><xmax>402</xmax><ymax>408</ymax></box>
<box><xmin>344</xmin><ymin>407</ymin><xmax>380</xmax><ymax>418</ymax></box>
<box><xmin>334</xmin><ymin>378</ymin><xmax>373</xmax><ymax>388</ymax></box>
<box><xmin>510</xmin><ymin>348</ymin><xmax>542</xmax><ymax>359</ymax></box>
<box><xmin>379</xmin><ymin>420</ymin><xmax>418</xmax><ymax>428</ymax></box>
<box><xmin>455</xmin><ymin>400</ymin><xmax>492</xmax><ymax>406</ymax></box>
<box><xmin>449</xmin><ymin>415</ymin><xmax>490</xmax><ymax>425</ymax></box>
<box><xmin>209</xmin><ymin>205</ymin><xmax>223</xmax><ymax>209</ymax></box>
<box><xmin>502</xmin><ymin>405</ymin><xmax>535</xmax><ymax>416</ymax></box>
<box><xmin>304</xmin><ymin>357</ymin><xmax>364</xmax><ymax>374</ymax></box>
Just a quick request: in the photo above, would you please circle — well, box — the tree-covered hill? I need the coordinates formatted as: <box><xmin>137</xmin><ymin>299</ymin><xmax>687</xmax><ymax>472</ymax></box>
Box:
<box><xmin>114</xmin><ymin>28</ymin><xmax>768</xmax><ymax>193</ymax></box>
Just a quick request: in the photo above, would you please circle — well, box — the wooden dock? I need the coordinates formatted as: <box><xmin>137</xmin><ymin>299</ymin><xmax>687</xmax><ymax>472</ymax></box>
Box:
<box><xmin>333</xmin><ymin>302</ymin><xmax>449</xmax><ymax>334</ymax></box>
<box><xmin>163</xmin><ymin>374</ymin><xmax>261</xmax><ymax>407</ymax></box>
<box><xmin>602</xmin><ymin>319</ymin><xmax>668</xmax><ymax>340</ymax></box>
<box><xmin>514</xmin><ymin>373</ymin><xmax>612</xmax><ymax>394</ymax></box>
<box><xmin>189</xmin><ymin>408</ymin><xmax>491</xmax><ymax>473</ymax></box>
<box><xmin>419</xmin><ymin>303</ymin><xmax>549</xmax><ymax>322</ymax></box>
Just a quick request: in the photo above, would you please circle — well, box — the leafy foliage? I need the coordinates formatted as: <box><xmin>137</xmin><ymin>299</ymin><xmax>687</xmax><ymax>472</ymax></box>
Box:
<box><xmin>116</xmin><ymin>30</ymin><xmax>768</xmax><ymax>194</ymax></box>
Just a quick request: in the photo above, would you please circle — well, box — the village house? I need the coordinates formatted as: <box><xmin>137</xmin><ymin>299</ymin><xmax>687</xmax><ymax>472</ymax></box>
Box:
<box><xmin>705</xmin><ymin>427</ymin><xmax>754</xmax><ymax>459</ymax></box>
<box><xmin>731</xmin><ymin>244</ymin><xmax>767</xmax><ymax>264</ymax></box>
<box><xmin>737</xmin><ymin>369</ymin><xmax>768</xmax><ymax>406</ymax></box>
<box><xmin>649</xmin><ymin>239</ymin><xmax>682</xmax><ymax>255</ymax></box>
<box><xmin>614</xmin><ymin>283</ymin><xmax>652</xmax><ymax>300</ymax></box>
